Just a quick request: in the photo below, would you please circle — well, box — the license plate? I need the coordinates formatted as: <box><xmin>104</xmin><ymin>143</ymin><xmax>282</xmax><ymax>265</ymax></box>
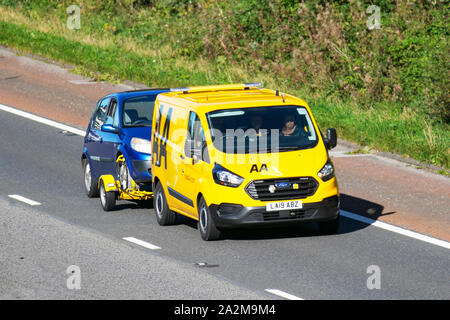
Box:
<box><xmin>266</xmin><ymin>200</ymin><xmax>303</xmax><ymax>212</ymax></box>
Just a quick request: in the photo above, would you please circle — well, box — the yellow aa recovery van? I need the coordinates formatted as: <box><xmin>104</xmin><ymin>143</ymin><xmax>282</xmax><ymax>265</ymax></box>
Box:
<box><xmin>151</xmin><ymin>83</ymin><xmax>339</xmax><ymax>240</ymax></box>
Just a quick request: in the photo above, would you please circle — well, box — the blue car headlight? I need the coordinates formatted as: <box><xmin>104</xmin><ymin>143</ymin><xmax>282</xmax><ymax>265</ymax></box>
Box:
<box><xmin>130</xmin><ymin>137</ymin><xmax>151</xmax><ymax>154</ymax></box>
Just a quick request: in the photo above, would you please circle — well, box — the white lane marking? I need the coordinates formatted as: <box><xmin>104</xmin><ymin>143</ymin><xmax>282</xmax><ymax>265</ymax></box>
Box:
<box><xmin>123</xmin><ymin>237</ymin><xmax>161</xmax><ymax>250</ymax></box>
<box><xmin>1</xmin><ymin>102</ymin><xmax>449</xmax><ymax>250</ymax></box>
<box><xmin>265</xmin><ymin>289</ymin><xmax>304</xmax><ymax>300</ymax></box>
<box><xmin>341</xmin><ymin>210</ymin><xmax>450</xmax><ymax>250</ymax></box>
<box><xmin>0</xmin><ymin>103</ymin><xmax>86</xmax><ymax>137</ymax></box>
<box><xmin>8</xmin><ymin>194</ymin><xmax>41</xmax><ymax>206</ymax></box>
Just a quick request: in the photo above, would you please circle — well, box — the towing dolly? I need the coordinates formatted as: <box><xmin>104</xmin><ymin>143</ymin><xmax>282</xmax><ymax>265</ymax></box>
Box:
<box><xmin>98</xmin><ymin>155</ymin><xmax>153</xmax><ymax>211</ymax></box>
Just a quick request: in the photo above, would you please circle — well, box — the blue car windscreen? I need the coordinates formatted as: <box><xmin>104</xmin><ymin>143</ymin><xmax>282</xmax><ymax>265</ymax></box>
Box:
<box><xmin>122</xmin><ymin>95</ymin><xmax>156</xmax><ymax>127</ymax></box>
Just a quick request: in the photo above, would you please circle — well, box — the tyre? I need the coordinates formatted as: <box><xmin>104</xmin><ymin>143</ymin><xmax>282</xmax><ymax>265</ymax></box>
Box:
<box><xmin>118</xmin><ymin>157</ymin><xmax>132</xmax><ymax>190</ymax></box>
<box><xmin>83</xmin><ymin>159</ymin><xmax>99</xmax><ymax>198</ymax></box>
<box><xmin>100</xmin><ymin>179</ymin><xmax>116</xmax><ymax>211</ymax></box>
<box><xmin>317</xmin><ymin>213</ymin><xmax>340</xmax><ymax>235</ymax></box>
<box><xmin>198</xmin><ymin>196</ymin><xmax>222</xmax><ymax>241</ymax></box>
<box><xmin>154</xmin><ymin>183</ymin><xmax>176</xmax><ymax>226</ymax></box>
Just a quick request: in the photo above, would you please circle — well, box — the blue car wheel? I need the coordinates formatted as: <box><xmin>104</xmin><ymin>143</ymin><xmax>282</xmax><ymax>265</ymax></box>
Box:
<box><xmin>118</xmin><ymin>157</ymin><xmax>132</xmax><ymax>190</ymax></box>
<box><xmin>83</xmin><ymin>159</ymin><xmax>99</xmax><ymax>198</ymax></box>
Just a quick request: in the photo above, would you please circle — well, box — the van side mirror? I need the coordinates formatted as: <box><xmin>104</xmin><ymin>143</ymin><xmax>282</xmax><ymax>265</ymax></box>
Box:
<box><xmin>325</xmin><ymin>128</ymin><xmax>337</xmax><ymax>150</ymax></box>
<box><xmin>101</xmin><ymin>124</ymin><xmax>119</xmax><ymax>134</ymax></box>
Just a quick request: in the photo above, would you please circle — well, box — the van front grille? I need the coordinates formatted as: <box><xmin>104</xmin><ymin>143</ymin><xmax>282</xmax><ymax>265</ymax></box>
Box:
<box><xmin>245</xmin><ymin>177</ymin><xmax>318</xmax><ymax>201</ymax></box>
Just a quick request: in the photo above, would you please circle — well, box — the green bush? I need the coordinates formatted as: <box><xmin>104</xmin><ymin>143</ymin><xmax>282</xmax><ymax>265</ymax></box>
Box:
<box><xmin>0</xmin><ymin>0</ymin><xmax>448</xmax><ymax>168</ymax></box>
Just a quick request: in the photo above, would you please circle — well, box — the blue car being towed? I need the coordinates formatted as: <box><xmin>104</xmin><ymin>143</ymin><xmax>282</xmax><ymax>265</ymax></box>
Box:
<box><xmin>81</xmin><ymin>88</ymin><xmax>170</xmax><ymax>198</ymax></box>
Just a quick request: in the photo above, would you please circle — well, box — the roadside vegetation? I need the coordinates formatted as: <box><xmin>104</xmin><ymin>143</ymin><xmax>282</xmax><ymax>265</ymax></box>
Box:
<box><xmin>0</xmin><ymin>0</ymin><xmax>448</xmax><ymax>170</ymax></box>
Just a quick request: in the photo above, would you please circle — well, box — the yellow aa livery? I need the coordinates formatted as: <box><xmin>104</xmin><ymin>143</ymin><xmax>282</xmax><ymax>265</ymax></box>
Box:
<box><xmin>151</xmin><ymin>83</ymin><xmax>340</xmax><ymax>240</ymax></box>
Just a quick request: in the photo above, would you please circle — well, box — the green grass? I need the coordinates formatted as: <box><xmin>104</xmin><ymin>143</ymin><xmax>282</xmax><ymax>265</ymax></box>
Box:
<box><xmin>0</xmin><ymin>23</ymin><xmax>217</xmax><ymax>86</ymax></box>
<box><xmin>0</xmin><ymin>1</ymin><xmax>448</xmax><ymax>171</ymax></box>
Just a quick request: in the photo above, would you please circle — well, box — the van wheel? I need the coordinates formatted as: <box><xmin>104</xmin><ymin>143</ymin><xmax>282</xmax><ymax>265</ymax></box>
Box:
<box><xmin>83</xmin><ymin>159</ymin><xmax>99</xmax><ymax>198</ymax></box>
<box><xmin>198</xmin><ymin>197</ymin><xmax>222</xmax><ymax>241</ymax></box>
<box><xmin>100</xmin><ymin>180</ymin><xmax>116</xmax><ymax>211</ymax></box>
<box><xmin>317</xmin><ymin>214</ymin><xmax>340</xmax><ymax>235</ymax></box>
<box><xmin>154</xmin><ymin>183</ymin><xmax>176</xmax><ymax>226</ymax></box>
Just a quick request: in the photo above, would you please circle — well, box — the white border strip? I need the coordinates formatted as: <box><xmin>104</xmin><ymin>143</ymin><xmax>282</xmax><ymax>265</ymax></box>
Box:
<box><xmin>123</xmin><ymin>237</ymin><xmax>161</xmax><ymax>250</ymax></box>
<box><xmin>8</xmin><ymin>194</ymin><xmax>41</xmax><ymax>206</ymax></box>
<box><xmin>0</xmin><ymin>103</ymin><xmax>86</xmax><ymax>136</ymax></box>
<box><xmin>265</xmin><ymin>289</ymin><xmax>304</xmax><ymax>300</ymax></box>
<box><xmin>341</xmin><ymin>210</ymin><xmax>450</xmax><ymax>250</ymax></box>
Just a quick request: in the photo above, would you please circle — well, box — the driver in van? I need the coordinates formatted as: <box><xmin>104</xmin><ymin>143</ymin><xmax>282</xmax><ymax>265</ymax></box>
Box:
<box><xmin>281</xmin><ymin>114</ymin><xmax>300</xmax><ymax>136</ymax></box>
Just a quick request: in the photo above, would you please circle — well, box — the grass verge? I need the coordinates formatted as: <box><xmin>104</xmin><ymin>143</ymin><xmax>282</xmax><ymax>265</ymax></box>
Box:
<box><xmin>0</xmin><ymin>19</ymin><xmax>448</xmax><ymax>171</ymax></box>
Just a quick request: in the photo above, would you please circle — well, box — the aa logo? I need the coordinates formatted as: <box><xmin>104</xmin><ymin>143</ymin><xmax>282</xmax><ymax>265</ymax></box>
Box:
<box><xmin>250</xmin><ymin>164</ymin><xmax>268</xmax><ymax>173</ymax></box>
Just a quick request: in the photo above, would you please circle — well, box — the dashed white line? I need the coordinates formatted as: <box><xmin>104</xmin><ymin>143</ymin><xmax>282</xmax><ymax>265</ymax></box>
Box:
<box><xmin>265</xmin><ymin>289</ymin><xmax>304</xmax><ymax>300</ymax></box>
<box><xmin>341</xmin><ymin>210</ymin><xmax>450</xmax><ymax>250</ymax></box>
<box><xmin>0</xmin><ymin>103</ymin><xmax>85</xmax><ymax>137</ymax></box>
<box><xmin>123</xmin><ymin>237</ymin><xmax>161</xmax><ymax>250</ymax></box>
<box><xmin>8</xmin><ymin>194</ymin><xmax>41</xmax><ymax>206</ymax></box>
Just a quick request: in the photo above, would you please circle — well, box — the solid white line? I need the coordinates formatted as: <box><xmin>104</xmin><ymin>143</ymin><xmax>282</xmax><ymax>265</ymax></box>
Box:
<box><xmin>0</xmin><ymin>103</ymin><xmax>86</xmax><ymax>137</ymax></box>
<box><xmin>265</xmin><ymin>289</ymin><xmax>304</xmax><ymax>300</ymax></box>
<box><xmin>1</xmin><ymin>102</ymin><xmax>449</xmax><ymax>250</ymax></box>
<box><xmin>341</xmin><ymin>210</ymin><xmax>450</xmax><ymax>250</ymax></box>
<box><xmin>8</xmin><ymin>194</ymin><xmax>41</xmax><ymax>206</ymax></box>
<box><xmin>123</xmin><ymin>237</ymin><xmax>161</xmax><ymax>250</ymax></box>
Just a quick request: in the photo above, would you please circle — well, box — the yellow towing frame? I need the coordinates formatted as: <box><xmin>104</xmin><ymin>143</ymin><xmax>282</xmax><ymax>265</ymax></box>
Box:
<box><xmin>97</xmin><ymin>155</ymin><xmax>153</xmax><ymax>211</ymax></box>
<box><xmin>99</xmin><ymin>174</ymin><xmax>153</xmax><ymax>201</ymax></box>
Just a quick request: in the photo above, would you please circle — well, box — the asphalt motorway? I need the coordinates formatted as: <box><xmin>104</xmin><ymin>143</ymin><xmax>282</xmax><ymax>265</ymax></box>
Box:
<box><xmin>0</xmin><ymin>109</ymin><xmax>449</xmax><ymax>299</ymax></box>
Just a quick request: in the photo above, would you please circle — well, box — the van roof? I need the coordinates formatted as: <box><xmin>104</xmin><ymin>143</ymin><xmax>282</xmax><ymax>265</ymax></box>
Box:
<box><xmin>157</xmin><ymin>84</ymin><xmax>308</xmax><ymax>113</ymax></box>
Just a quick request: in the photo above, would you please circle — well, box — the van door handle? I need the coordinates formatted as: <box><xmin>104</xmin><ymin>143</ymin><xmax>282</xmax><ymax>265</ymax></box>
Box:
<box><xmin>180</xmin><ymin>154</ymin><xmax>185</xmax><ymax>160</ymax></box>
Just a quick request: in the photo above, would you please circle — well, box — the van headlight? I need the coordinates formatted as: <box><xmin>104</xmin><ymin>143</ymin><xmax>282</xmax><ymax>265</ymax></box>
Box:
<box><xmin>317</xmin><ymin>160</ymin><xmax>335</xmax><ymax>181</ymax></box>
<box><xmin>131</xmin><ymin>137</ymin><xmax>151</xmax><ymax>154</ymax></box>
<box><xmin>212</xmin><ymin>163</ymin><xmax>244</xmax><ymax>188</ymax></box>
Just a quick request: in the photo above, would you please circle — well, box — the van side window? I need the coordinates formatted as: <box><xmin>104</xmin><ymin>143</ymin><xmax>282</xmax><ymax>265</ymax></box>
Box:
<box><xmin>186</xmin><ymin>112</ymin><xmax>209</xmax><ymax>163</ymax></box>
<box><xmin>92</xmin><ymin>98</ymin><xmax>111</xmax><ymax>130</ymax></box>
<box><xmin>186</xmin><ymin>112</ymin><xmax>196</xmax><ymax>140</ymax></box>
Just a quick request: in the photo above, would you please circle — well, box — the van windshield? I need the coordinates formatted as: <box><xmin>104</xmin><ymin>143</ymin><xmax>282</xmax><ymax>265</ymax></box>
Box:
<box><xmin>206</xmin><ymin>106</ymin><xmax>318</xmax><ymax>154</ymax></box>
<box><xmin>122</xmin><ymin>95</ymin><xmax>156</xmax><ymax>127</ymax></box>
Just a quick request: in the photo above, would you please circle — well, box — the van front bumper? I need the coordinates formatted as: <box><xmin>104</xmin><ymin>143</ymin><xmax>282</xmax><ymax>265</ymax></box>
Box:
<box><xmin>209</xmin><ymin>196</ymin><xmax>339</xmax><ymax>228</ymax></box>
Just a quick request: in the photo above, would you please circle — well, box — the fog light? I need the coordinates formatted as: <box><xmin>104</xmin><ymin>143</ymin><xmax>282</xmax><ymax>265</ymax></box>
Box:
<box><xmin>217</xmin><ymin>203</ymin><xmax>243</xmax><ymax>216</ymax></box>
